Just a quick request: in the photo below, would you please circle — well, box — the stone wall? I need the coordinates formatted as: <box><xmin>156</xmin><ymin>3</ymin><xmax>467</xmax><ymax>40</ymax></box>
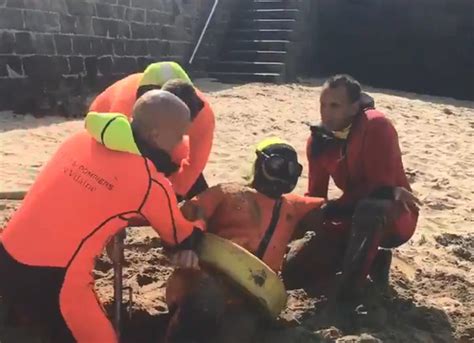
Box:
<box><xmin>311</xmin><ymin>0</ymin><xmax>474</xmax><ymax>100</ymax></box>
<box><xmin>0</xmin><ymin>0</ymin><xmax>230</xmax><ymax>114</ymax></box>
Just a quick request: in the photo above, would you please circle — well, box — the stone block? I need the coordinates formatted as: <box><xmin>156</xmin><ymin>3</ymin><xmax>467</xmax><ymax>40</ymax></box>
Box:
<box><xmin>169</xmin><ymin>41</ymin><xmax>190</xmax><ymax>56</ymax></box>
<box><xmin>161</xmin><ymin>25</ymin><xmax>187</xmax><ymax>40</ymax></box>
<box><xmin>0</xmin><ymin>31</ymin><xmax>15</xmax><ymax>53</ymax></box>
<box><xmin>0</xmin><ymin>8</ymin><xmax>24</xmax><ymax>29</ymax></box>
<box><xmin>91</xmin><ymin>37</ymin><xmax>114</xmax><ymax>55</ymax></box>
<box><xmin>55</xmin><ymin>34</ymin><xmax>72</xmax><ymax>55</ymax></box>
<box><xmin>24</xmin><ymin>10</ymin><xmax>60</xmax><ymax>32</ymax></box>
<box><xmin>118</xmin><ymin>0</ymin><xmax>130</xmax><ymax>6</ymax></box>
<box><xmin>131</xmin><ymin>0</ymin><xmax>157</xmax><ymax>10</ymax></box>
<box><xmin>19</xmin><ymin>0</ymin><xmax>67</xmax><ymax>12</ymax></box>
<box><xmin>33</xmin><ymin>33</ymin><xmax>56</xmax><ymax>54</ymax></box>
<box><xmin>147</xmin><ymin>39</ymin><xmax>163</xmax><ymax>56</ymax></box>
<box><xmin>0</xmin><ymin>56</ymin><xmax>22</xmax><ymax>77</ymax></box>
<box><xmin>137</xmin><ymin>56</ymin><xmax>155</xmax><ymax>70</ymax></box>
<box><xmin>76</xmin><ymin>16</ymin><xmax>94</xmax><ymax>35</ymax></box>
<box><xmin>47</xmin><ymin>0</ymin><xmax>68</xmax><ymax>14</ymax></box>
<box><xmin>23</xmin><ymin>55</ymin><xmax>69</xmax><ymax>80</ymax></box>
<box><xmin>92</xmin><ymin>18</ymin><xmax>119</xmax><ymax>37</ymax></box>
<box><xmin>6</xmin><ymin>0</ymin><xmax>24</xmax><ymax>8</ymax></box>
<box><xmin>113</xmin><ymin>39</ymin><xmax>126</xmax><ymax>55</ymax></box>
<box><xmin>59</xmin><ymin>14</ymin><xmax>76</xmax><ymax>33</ymax></box>
<box><xmin>125</xmin><ymin>39</ymin><xmax>148</xmax><ymax>55</ymax></box>
<box><xmin>131</xmin><ymin>22</ymin><xmax>153</xmax><ymax>38</ymax></box>
<box><xmin>65</xmin><ymin>0</ymin><xmax>95</xmax><ymax>16</ymax></box>
<box><xmin>84</xmin><ymin>56</ymin><xmax>98</xmax><ymax>82</ymax></box>
<box><xmin>146</xmin><ymin>10</ymin><xmax>172</xmax><ymax>24</ymax></box>
<box><xmin>96</xmin><ymin>3</ymin><xmax>125</xmax><ymax>19</ymax></box>
<box><xmin>152</xmin><ymin>39</ymin><xmax>169</xmax><ymax>56</ymax></box>
<box><xmin>161</xmin><ymin>0</ymin><xmax>174</xmax><ymax>13</ymax></box>
<box><xmin>73</xmin><ymin>36</ymin><xmax>93</xmax><ymax>55</ymax></box>
<box><xmin>15</xmin><ymin>31</ymin><xmax>34</xmax><ymax>53</ymax></box>
<box><xmin>69</xmin><ymin>56</ymin><xmax>85</xmax><ymax>74</ymax></box>
<box><xmin>66</xmin><ymin>0</ymin><xmax>96</xmax><ymax>16</ymax></box>
<box><xmin>126</xmin><ymin>7</ymin><xmax>145</xmax><ymax>22</ymax></box>
<box><xmin>113</xmin><ymin>56</ymin><xmax>137</xmax><ymax>73</ymax></box>
<box><xmin>98</xmin><ymin>56</ymin><xmax>114</xmax><ymax>75</ymax></box>
<box><xmin>117</xmin><ymin>21</ymin><xmax>131</xmax><ymax>38</ymax></box>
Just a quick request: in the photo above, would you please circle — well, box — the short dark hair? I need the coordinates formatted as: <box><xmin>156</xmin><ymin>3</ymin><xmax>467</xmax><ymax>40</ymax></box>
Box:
<box><xmin>324</xmin><ymin>74</ymin><xmax>361</xmax><ymax>103</ymax></box>
<box><xmin>136</xmin><ymin>84</ymin><xmax>161</xmax><ymax>100</ymax></box>
<box><xmin>162</xmin><ymin>79</ymin><xmax>204</xmax><ymax>121</ymax></box>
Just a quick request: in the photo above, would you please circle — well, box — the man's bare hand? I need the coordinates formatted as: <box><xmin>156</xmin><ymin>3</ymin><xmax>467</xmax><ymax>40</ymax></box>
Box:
<box><xmin>394</xmin><ymin>187</ymin><xmax>421</xmax><ymax>213</ymax></box>
<box><xmin>171</xmin><ymin>250</ymin><xmax>200</xmax><ymax>269</ymax></box>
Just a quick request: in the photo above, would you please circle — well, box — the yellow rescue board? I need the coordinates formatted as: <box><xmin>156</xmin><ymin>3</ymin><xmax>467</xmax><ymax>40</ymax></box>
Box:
<box><xmin>197</xmin><ymin>233</ymin><xmax>287</xmax><ymax>318</ymax></box>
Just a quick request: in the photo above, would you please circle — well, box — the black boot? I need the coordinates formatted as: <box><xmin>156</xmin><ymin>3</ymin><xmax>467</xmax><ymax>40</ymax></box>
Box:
<box><xmin>336</xmin><ymin>199</ymin><xmax>389</xmax><ymax>301</ymax></box>
<box><xmin>370</xmin><ymin>249</ymin><xmax>392</xmax><ymax>293</ymax></box>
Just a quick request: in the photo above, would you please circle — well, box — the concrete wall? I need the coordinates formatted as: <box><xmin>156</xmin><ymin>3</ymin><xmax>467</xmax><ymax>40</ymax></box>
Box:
<box><xmin>0</xmin><ymin>0</ymin><xmax>235</xmax><ymax>114</ymax></box>
<box><xmin>311</xmin><ymin>0</ymin><xmax>474</xmax><ymax>100</ymax></box>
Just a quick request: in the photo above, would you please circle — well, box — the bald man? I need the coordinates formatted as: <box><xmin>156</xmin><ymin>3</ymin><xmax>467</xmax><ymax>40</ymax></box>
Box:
<box><xmin>0</xmin><ymin>90</ymin><xmax>204</xmax><ymax>342</ymax></box>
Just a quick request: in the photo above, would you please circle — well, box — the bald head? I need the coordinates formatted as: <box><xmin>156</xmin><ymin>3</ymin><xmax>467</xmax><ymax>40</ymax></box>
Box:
<box><xmin>132</xmin><ymin>90</ymin><xmax>191</xmax><ymax>154</ymax></box>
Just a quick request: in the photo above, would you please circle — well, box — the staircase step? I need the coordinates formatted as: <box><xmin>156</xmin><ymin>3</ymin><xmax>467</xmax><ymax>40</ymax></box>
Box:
<box><xmin>238</xmin><ymin>9</ymin><xmax>300</xmax><ymax>20</ymax></box>
<box><xmin>230</xmin><ymin>28</ymin><xmax>294</xmax><ymax>40</ymax></box>
<box><xmin>208</xmin><ymin>71</ymin><xmax>283</xmax><ymax>84</ymax></box>
<box><xmin>214</xmin><ymin>61</ymin><xmax>285</xmax><ymax>73</ymax></box>
<box><xmin>252</xmin><ymin>0</ymin><xmax>303</xmax><ymax>10</ymax></box>
<box><xmin>237</xmin><ymin>19</ymin><xmax>296</xmax><ymax>30</ymax></box>
<box><xmin>224</xmin><ymin>50</ymin><xmax>287</xmax><ymax>63</ymax></box>
<box><xmin>229</xmin><ymin>39</ymin><xmax>291</xmax><ymax>51</ymax></box>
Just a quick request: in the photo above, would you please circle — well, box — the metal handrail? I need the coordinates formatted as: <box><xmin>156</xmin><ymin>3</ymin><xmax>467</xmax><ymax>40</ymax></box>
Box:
<box><xmin>189</xmin><ymin>0</ymin><xmax>220</xmax><ymax>65</ymax></box>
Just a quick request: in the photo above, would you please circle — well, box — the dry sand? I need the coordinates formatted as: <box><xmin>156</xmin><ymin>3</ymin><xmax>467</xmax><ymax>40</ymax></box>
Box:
<box><xmin>0</xmin><ymin>79</ymin><xmax>473</xmax><ymax>342</ymax></box>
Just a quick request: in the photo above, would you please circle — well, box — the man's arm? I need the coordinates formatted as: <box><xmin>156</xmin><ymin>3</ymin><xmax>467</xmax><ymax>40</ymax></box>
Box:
<box><xmin>336</xmin><ymin>116</ymin><xmax>404</xmax><ymax>207</ymax></box>
<box><xmin>306</xmin><ymin>136</ymin><xmax>330</xmax><ymax>197</ymax></box>
<box><xmin>169</xmin><ymin>99</ymin><xmax>215</xmax><ymax>197</ymax></box>
<box><xmin>180</xmin><ymin>184</ymin><xmax>225</xmax><ymax>223</ymax></box>
<box><xmin>139</xmin><ymin>173</ymin><xmax>204</xmax><ymax>247</ymax></box>
<box><xmin>291</xmin><ymin>195</ymin><xmax>326</xmax><ymax>240</ymax></box>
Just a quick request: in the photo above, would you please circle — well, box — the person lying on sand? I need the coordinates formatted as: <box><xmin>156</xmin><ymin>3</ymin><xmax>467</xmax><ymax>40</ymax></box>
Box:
<box><xmin>282</xmin><ymin>74</ymin><xmax>421</xmax><ymax>303</ymax></box>
<box><xmin>89</xmin><ymin>61</ymin><xmax>215</xmax><ymax>200</ymax></box>
<box><xmin>0</xmin><ymin>90</ymin><xmax>203</xmax><ymax>343</ymax></box>
<box><xmin>163</xmin><ymin>138</ymin><xmax>327</xmax><ymax>343</ymax></box>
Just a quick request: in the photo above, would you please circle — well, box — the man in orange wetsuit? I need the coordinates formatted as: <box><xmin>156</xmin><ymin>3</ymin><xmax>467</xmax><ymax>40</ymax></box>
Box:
<box><xmin>89</xmin><ymin>61</ymin><xmax>215</xmax><ymax>199</ymax></box>
<box><xmin>0</xmin><ymin>90</ymin><xmax>204</xmax><ymax>342</ymax></box>
<box><xmin>164</xmin><ymin>138</ymin><xmax>326</xmax><ymax>343</ymax></box>
<box><xmin>282</xmin><ymin>75</ymin><xmax>420</xmax><ymax>301</ymax></box>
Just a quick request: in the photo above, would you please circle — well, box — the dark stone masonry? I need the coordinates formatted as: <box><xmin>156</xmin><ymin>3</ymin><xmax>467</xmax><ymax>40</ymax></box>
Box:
<box><xmin>0</xmin><ymin>0</ymin><xmax>237</xmax><ymax>114</ymax></box>
<box><xmin>0</xmin><ymin>0</ymin><xmax>472</xmax><ymax>114</ymax></box>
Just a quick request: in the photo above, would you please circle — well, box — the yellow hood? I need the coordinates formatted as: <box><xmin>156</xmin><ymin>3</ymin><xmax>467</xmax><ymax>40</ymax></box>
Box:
<box><xmin>140</xmin><ymin>61</ymin><xmax>193</xmax><ymax>88</ymax></box>
<box><xmin>85</xmin><ymin>112</ymin><xmax>140</xmax><ymax>155</ymax></box>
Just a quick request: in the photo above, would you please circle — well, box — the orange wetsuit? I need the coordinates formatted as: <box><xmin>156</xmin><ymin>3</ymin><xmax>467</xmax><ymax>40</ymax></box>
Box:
<box><xmin>166</xmin><ymin>184</ymin><xmax>324</xmax><ymax>342</ymax></box>
<box><xmin>0</xmin><ymin>131</ymin><xmax>200</xmax><ymax>342</ymax></box>
<box><xmin>184</xmin><ymin>183</ymin><xmax>325</xmax><ymax>272</ymax></box>
<box><xmin>89</xmin><ymin>74</ymin><xmax>215</xmax><ymax>198</ymax></box>
<box><xmin>164</xmin><ymin>183</ymin><xmax>324</xmax><ymax>342</ymax></box>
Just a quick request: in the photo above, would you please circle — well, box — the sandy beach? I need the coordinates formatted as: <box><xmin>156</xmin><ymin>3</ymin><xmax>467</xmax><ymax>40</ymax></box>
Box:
<box><xmin>0</xmin><ymin>79</ymin><xmax>473</xmax><ymax>342</ymax></box>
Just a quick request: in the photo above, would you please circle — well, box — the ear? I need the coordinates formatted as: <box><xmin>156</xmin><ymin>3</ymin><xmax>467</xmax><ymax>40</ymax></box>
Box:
<box><xmin>190</xmin><ymin>95</ymin><xmax>205</xmax><ymax>120</ymax></box>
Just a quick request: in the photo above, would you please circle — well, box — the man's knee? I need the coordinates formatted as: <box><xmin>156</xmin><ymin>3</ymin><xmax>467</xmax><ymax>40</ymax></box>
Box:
<box><xmin>352</xmin><ymin>198</ymin><xmax>392</xmax><ymax>230</ymax></box>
